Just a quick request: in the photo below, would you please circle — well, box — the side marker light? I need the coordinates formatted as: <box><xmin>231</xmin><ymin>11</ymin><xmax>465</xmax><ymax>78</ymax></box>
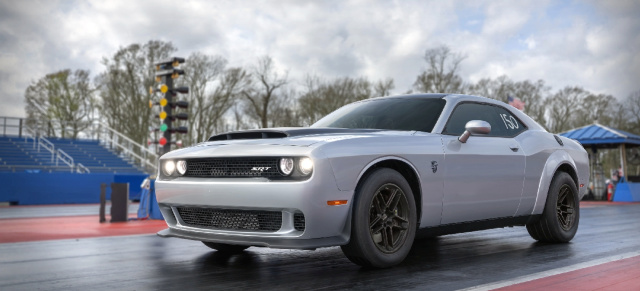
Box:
<box><xmin>327</xmin><ymin>200</ymin><xmax>348</xmax><ymax>206</ymax></box>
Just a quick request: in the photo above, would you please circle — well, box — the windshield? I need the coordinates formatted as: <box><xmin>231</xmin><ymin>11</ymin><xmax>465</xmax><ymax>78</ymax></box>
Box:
<box><xmin>311</xmin><ymin>97</ymin><xmax>446</xmax><ymax>132</ymax></box>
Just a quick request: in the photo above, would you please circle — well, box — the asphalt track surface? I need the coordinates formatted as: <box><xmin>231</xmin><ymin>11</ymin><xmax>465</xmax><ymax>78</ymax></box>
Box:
<box><xmin>1</xmin><ymin>203</ymin><xmax>639</xmax><ymax>290</ymax></box>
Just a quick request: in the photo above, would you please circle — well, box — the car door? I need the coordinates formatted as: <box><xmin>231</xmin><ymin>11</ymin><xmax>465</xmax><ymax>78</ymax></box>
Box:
<box><xmin>440</xmin><ymin>102</ymin><xmax>526</xmax><ymax>224</ymax></box>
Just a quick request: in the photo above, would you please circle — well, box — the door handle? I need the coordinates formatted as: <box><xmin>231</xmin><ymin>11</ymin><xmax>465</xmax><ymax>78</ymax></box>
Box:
<box><xmin>509</xmin><ymin>143</ymin><xmax>520</xmax><ymax>152</ymax></box>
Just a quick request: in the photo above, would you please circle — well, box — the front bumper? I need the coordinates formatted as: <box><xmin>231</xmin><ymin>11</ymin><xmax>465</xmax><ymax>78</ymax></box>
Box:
<box><xmin>155</xmin><ymin>159</ymin><xmax>353</xmax><ymax>249</ymax></box>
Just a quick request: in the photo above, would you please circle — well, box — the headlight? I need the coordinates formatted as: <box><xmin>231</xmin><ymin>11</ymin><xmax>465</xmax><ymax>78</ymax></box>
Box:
<box><xmin>279</xmin><ymin>158</ymin><xmax>294</xmax><ymax>175</ymax></box>
<box><xmin>163</xmin><ymin>160</ymin><xmax>175</xmax><ymax>176</ymax></box>
<box><xmin>176</xmin><ymin>160</ymin><xmax>187</xmax><ymax>175</ymax></box>
<box><xmin>299</xmin><ymin>157</ymin><xmax>313</xmax><ymax>175</ymax></box>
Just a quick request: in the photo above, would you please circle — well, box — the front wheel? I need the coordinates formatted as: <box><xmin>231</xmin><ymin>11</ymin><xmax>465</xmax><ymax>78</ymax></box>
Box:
<box><xmin>527</xmin><ymin>171</ymin><xmax>580</xmax><ymax>243</ymax></box>
<box><xmin>341</xmin><ymin>168</ymin><xmax>416</xmax><ymax>268</ymax></box>
<box><xmin>202</xmin><ymin>241</ymin><xmax>249</xmax><ymax>253</ymax></box>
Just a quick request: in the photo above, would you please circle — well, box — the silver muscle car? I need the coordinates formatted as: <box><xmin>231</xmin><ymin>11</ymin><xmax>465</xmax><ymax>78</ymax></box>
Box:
<box><xmin>156</xmin><ymin>93</ymin><xmax>589</xmax><ymax>268</ymax></box>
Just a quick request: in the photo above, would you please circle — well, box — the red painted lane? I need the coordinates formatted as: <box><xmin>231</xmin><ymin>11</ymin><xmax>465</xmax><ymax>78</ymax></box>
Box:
<box><xmin>495</xmin><ymin>255</ymin><xmax>640</xmax><ymax>291</ymax></box>
<box><xmin>0</xmin><ymin>215</ymin><xmax>167</xmax><ymax>243</ymax></box>
<box><xmin>580</xmin><ymin>201</ymin><xmax>640</xmax><ymax>208</ymax></box>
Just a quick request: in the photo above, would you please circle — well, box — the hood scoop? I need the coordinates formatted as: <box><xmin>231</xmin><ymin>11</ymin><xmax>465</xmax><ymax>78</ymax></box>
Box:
<box><xmin>208</xmin><ymin>131</ymin><xmax>288</xmax><ymax>141</ymax></box>
<box><xmin>208</xmin><ymin>127</ymin><xmax>384</xmax><ymax>141</ymax></box>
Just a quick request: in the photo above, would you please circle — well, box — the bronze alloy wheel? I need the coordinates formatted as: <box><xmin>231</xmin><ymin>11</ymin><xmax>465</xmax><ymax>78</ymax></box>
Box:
<box><xmin>369</xmin><ymin>183</ymin><xmax>410</xmax><ymax>253</ymax></box>
<box><xmin>556</xmin><ymin>184</ymin><xmax>576</xmax><ymax>231</ymax></box>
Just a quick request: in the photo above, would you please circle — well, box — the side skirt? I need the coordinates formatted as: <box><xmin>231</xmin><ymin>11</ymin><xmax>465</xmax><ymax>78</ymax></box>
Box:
<box><xmin>416</xmin><ymin>215</ymin><xmax>541</xmax><ymax>238</ymax></box>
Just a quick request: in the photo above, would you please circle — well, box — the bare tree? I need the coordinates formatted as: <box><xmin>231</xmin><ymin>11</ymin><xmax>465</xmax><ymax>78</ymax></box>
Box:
<box><xmin>178</xmin><ymin>53</ymin><xmax>251</xmax><ymax>144</ymax></box>
<box><xmin>269</xmin><ymin>87</ymin><xmax>302</xmax><ymax>127</ymax></box>
<box><xmin>241</xmin><ymin>56</ymin><xmax>289</xmax><ymax>128</ymax></box>
<box><xmin>546</xmin><ymin>86</ymin><xmax>590</xmax><ymax>133</ymax></box>
<box><xmin>298</xmin><ymin>75</ymin><xmax>379</xmax><ymax>125</ymax></box>
<box><xmin>97</xmin><ymin>40</ymin><xmax>177</xmax><ymax>148</ymax></box>
<box><xmin>574</xmin><ymin>93</ymin><xmax>617</xmax><ymax>127</ymax></box>
<box><xmin>465</xmin><ymin>75</ymin><xmax>514</xmax><ymax>100</ymax></box>
<box><xmin>179</xmin><ymin>52</ymin><xmax>226</xmax><ymax>144</ymax></box>
<box><xmin>374</xmin><ymin>78</ymin><xmax>395</xmax><ymax>96</ymax></box>
<box><xmin>465</xmin><ymin>76</ymin><xmax>550</xmax><ymax>129</ymax></box>
<box><xmin>24</xmin><ymin>69</ymin><xmax>96</xmax><ymax>138</ymax></box>
<box><xmin>511</xmin><ymin>80</ymin><xmax>551</xmax><ymax>128</ymax></box>
<box><xmin>624</xmin><ymin>90</ymin><xmax>640</xmax><ymax>133</ymax></box>
<box><xmin>413</xmin><ymin>45</ymin><xmax>466</xmax><ymax>93</ymax></box>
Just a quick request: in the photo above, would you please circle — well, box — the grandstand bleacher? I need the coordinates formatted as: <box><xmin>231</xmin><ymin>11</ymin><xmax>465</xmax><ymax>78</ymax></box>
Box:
<box><xmin>0</xmin><ymin>135</ymin><xmax>148</xmax><ymax>205</ymax></box>
<box><xmin>0</xmin><ymin>136</ymin><xmax>145</xmax><ymax>174</ymax></box>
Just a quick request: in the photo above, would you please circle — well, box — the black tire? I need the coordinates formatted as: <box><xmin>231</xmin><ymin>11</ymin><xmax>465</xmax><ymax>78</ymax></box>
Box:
<box><xmin>341</xmin><ymin>168</ymin><xmax>417</xmax><ymax>268</ymax></box>
<box><xmin>527</xmin><ymin>171</ymin><xmax>579</xmax><ymax>243</ymax></box>
<box><xmin>202</xmin><ymin>241</ymin><xmax>249</xmax><ymax>253</ymax></box>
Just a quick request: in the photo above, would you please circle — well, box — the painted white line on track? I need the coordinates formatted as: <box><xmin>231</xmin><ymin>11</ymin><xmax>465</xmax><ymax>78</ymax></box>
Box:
<box><xmin>459</xmin><ymin>250</ymin><xmax>640</xmax><ymax>291</ymax></box>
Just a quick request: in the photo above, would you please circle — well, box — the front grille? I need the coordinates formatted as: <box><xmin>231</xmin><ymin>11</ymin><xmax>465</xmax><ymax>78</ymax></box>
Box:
<box><xmin>294</xmin><ymin>213</ymin><xmax>305</xmax><ymax>231</ymax></box>
<box><xmin>176</xmin><ymin>207</ymin><xmax>282</xmax><ymax>231</ymax></box>
<box><xmin>185</xmin><ymin>158</ymin><xmax>281</xmax><ymax>178</ymax></box>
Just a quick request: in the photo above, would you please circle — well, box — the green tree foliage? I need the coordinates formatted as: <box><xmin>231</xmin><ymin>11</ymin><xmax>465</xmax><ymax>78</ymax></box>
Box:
<box><xmin>96</xmin><ymin>40</ymin><xmax>176</xmax><ymax>148</ymax></box>
<box><xmin>24</xmin><ymin>69</ymin><xmax>96</xmax><ymax>138</ymax></box>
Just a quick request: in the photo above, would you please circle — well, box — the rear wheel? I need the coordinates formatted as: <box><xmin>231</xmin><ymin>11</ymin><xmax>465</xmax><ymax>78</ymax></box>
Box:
<box><xmin>202</xmin><ymin>242</ymin><xmax>249</xmax><ymax>253</ymax></box>
<box><xmin>527</xmin><ymin>171</ymin><xmax>579</xmax><ymax>242</ymax></box>
<box><xmin>341</xmin><ymin>168</ymin><xmax>416</xmax><ymax>268</ymax></box>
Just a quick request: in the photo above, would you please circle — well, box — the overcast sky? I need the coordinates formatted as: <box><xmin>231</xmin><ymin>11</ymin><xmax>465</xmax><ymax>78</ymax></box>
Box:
<box><xmin>1</xmin><ymin>0</ymin><xmax>639</xmax><ymax>118</ymax></box>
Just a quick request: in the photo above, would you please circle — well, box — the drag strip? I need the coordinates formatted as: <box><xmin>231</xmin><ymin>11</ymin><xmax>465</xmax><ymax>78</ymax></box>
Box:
<box><xmin>1</xmin><ymin>203</ymin><xmax>639</xmax><ymax>290</ymax></box>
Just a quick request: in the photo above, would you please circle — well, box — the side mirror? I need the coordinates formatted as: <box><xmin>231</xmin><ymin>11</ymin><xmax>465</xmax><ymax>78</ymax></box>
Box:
<box><xmin>458</xmin><ymin>120</ymin><xmax>491</xmax><ymax>143</ymax></box>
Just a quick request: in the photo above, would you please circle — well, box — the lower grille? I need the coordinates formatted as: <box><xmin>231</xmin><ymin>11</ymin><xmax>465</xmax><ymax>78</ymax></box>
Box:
<box><xmin>294</xmin><ymin>213</ymin><xmax>305</xmax><ymax>231</ymax></box>
<box><xmin>176</xmin><ymin>207</ymin><xmax>282</xmax><ymax>232</ymax></box>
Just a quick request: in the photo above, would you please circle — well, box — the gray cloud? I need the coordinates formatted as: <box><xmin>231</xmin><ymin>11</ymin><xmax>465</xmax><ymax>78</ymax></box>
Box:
<box><xmin>1</xmin><ymin>0</ymin><xmax>639</xmax><ymax>119</ymax></box>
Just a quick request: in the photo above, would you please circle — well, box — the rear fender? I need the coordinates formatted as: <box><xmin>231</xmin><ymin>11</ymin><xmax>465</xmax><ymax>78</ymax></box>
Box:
<box><xmin>531</xmin><ymin>150</ymin><xmax>578</xmax><ymax>215</ymax></box>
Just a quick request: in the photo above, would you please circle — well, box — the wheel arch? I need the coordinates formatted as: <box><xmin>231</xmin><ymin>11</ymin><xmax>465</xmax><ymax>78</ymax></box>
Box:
<box><xmin>532</xmin><ymin>150</ymin><xmax>579</xmax><ymax>215</ymax></box>
<box><xmin>353</xmin><ymin>157</ymin><xmax>423</xmax><ymax>224</ymax></box>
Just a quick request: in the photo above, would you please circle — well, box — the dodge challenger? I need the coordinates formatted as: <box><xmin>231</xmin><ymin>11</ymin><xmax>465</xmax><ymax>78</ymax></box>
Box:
<box><xmin>155</xmin><ymin>93</ymin><xmax>589</xmax><ymax>268</ymax></box>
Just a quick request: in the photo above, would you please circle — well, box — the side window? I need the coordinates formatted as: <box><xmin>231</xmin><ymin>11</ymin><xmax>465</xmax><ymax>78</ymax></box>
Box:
<box><xmin>443</xmin><ymin>103</ymin><xmax>526</xmax><ymax>137</ymax></box>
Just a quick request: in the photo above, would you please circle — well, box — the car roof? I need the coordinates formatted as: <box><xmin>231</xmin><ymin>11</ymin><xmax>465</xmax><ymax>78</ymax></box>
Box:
<box><xmin>371</xmin><ymin>93</ymin><xmax>495</xmax><ymax>103</ymax></box>
<box><xmin>368</xmin><ymin>93</ymin><xmax>547</xmax><ymax>133</ymax></box>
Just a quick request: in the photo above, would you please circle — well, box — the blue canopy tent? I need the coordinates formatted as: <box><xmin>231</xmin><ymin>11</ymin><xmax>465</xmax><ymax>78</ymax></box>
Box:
<box><xmin>560</xmin><ymin>123</ymin><xmax>640</xmax><ymax>202</ymax></box>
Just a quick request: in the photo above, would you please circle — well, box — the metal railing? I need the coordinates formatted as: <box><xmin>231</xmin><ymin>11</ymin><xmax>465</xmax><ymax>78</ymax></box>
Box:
<box><xmin>38</xmin><ymin>137</ymin><xmax>55</xmax><ymax>163</ymax></box>
<box><xmin>56</xmin><ymin>148</ymin><xmax>74</xmax><ymax>171</ymax></box>
<box><xmin>76</xmin><ymin>163</ymin><xmax>90</xmax><ymax>174</ymax></box>
<box><xmin>90</xmin><ymin>122</ymin><xmax>157</xmax><ymax>173</ymax></box>
<box><xmin>0</xmin><ymin>116</ymin><xmax>24</xmax><ymax>137</ymax></box>
<box><xmin>24</xmin><ymin>126</ymin><xmax>36</xmax><ymax>148</ymax></box>
<box><xmin>30</xmin><ymin>134</ymin><xmax>84</xmax><ymax>173</ymax></box>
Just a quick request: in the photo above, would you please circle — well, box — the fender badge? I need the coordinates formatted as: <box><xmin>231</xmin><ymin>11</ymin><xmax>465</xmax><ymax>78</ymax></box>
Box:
<box><xmin>431</xmin><ymin>161</ymin><xmax>438</xmax><ymax>173</ymax></box>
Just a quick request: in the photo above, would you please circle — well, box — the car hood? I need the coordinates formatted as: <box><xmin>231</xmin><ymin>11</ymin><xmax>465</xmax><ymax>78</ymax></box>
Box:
<box><xmin>161</xmin><ymin>127</ymin><xmax>430</xmax><ymax>159</ymax></box>
<box><xmin>206</xmin><ymin>127</ymin><xmax>423</xmax><ymax>146</ymax></box>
